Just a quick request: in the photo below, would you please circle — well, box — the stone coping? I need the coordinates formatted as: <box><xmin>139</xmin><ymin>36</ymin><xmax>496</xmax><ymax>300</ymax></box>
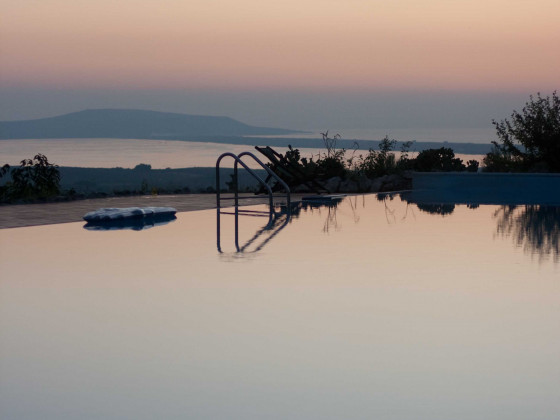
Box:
<box><xmin>413</xmin><ymin>171</ymin><xmax>560</xmax><ymax>178</ymax></box>
<box><xmin>0</xmin><ymin>194</ymin><xmax>287</xmax><ymax>229</ymax></box>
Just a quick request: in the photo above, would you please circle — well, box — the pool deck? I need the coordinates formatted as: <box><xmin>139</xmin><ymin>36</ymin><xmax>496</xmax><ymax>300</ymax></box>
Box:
<box><xmin>0</xmin><ymin>194</ymin><xmax>291</xmax><ymax>229</ymax></box>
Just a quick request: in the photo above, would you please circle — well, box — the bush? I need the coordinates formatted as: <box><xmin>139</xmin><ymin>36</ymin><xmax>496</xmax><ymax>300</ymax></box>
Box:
<box><xmin>316</xmin><ymin>131</ymin><xmax>346</xmax><ymax>179</ymax></box>
<box><xmin>413</xmin><ymin>147</ymin><xmax>466</xmax><ymax>172</ymax></box>
<box><xmin>357</xmin><ymin>136</ymin><xmax>398</xmax><ymax>178</ymax></box>
<box><xmin>266</xmin><ymin>134</ymin><xmax>416</xmax><ymax>189</ymax></box>
<box><xmin>134</xmin><ymin>163</ymin><xmax>152</xmax><ymax>172</ymax></box>
<box><xmin>316</xmin><ymin>156</ymin><xmax>346</xmax><ymax>179</ymax></box>
<box><xmin>466</xmin><ymin>159</ymin><xmax>480</xmax><ymax>172</ymax></box>
<box><xmin>484</xmin><ymin>91</ymin><xmax>560</xmax><ymax>172</ymax></box>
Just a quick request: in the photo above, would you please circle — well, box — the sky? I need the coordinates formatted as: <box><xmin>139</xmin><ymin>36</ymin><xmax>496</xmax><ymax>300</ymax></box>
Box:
<box><xmin>1</xmin><ymin>0</ymin><xmax>558</xmax><ymax>140</ymax></box>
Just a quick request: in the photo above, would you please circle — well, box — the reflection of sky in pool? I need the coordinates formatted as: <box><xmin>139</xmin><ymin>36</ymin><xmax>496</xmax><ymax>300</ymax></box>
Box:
<box><xmin>1</xmin><ymin>195</ymin><xmax>558</xmax><ymax>420</ymax></box>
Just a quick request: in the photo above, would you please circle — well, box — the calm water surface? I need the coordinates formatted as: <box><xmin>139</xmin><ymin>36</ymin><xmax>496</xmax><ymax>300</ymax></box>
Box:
<box><xmin>0</xmin><ymin>138</ymin><xmax>484</xmax><ymax>169</ymax></box>
<box><xmin>1</xmin><ymin>195</ymin><xmax>558</xmax><ymax>420</ymax></box>
<box><xmin>249</xmin><ymin>127</ymin><xmax>496</xmax><ymax>143</ymax></box>
<box><xmin>0</xmin><ymin>138</ymin><xmax>324</xmax><ymax>168</ymax></box>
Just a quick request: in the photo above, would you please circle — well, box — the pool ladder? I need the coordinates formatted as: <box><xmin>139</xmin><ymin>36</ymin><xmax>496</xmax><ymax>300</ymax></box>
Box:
<box><xmin>216</xmin><ymin>151</ymin><xmax>291</xmax><ymax>253</ymax></box>
<box><xmin>216</xmin><ymin>151</ymin><xmax>290</xmax><ymax>218</ymax></box>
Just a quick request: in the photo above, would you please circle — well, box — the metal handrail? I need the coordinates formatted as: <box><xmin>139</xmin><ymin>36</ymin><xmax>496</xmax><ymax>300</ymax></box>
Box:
<box><xmin>216</xmin><ymin>152</ymin><xmax>274</xmax><ymax>213</ymax></box>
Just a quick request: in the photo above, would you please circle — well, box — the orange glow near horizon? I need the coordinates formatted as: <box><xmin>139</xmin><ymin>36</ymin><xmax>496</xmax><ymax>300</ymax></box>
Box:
<box><xmin>1</xmin><ymin>0</ymin><xmax>559</xmax><ymax>92</ymax></box>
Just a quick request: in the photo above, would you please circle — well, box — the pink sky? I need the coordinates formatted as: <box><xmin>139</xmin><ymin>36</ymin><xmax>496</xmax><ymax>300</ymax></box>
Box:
<box><xmin>2</xmin><ymin>0</ymin><xmax>559</xmax><ymax>92</ymax></box>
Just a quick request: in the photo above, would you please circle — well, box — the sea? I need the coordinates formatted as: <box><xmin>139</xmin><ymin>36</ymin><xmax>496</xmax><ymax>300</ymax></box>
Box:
<box><xmin>0</xmin><ymin>127</ymin><xmax>492</xmax><ymax>169</ymax></box>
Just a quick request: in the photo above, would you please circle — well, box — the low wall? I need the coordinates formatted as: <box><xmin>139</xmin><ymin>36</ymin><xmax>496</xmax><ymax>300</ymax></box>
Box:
<box><xmin>408</xmin><ymin>172</ymin><xmax>560</xmax><ymax>205</ymax></box>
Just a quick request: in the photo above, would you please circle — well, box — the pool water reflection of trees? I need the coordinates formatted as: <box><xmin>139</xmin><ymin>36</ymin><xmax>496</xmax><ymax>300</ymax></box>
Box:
<box><xmin>217</xmin><ymin>193</ymin><xmax>559</xmax><ymax>262</ymax></box>
<box><xmin>493</xmin><ymin>205</ymin><xmax>559</xmax><ymax>262</ymax></box>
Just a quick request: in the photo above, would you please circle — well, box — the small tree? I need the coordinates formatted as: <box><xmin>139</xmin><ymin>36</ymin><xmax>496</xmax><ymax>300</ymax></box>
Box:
<box><xmin>484</xmin><ymin>91</ymin><xmax>560</xmax><ymax>172</ymax></box>
<box><xmin>8</xmin><ymin>154</ymin><xmax>60</xmax><ymax>200</ymax></box>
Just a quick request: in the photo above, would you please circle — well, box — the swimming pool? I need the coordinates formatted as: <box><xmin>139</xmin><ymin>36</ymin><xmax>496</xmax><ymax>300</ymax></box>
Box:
<box><xmin>1</xmin><ymin>194</ymin><xmax>558</xmax><ymax>419</ymax></box>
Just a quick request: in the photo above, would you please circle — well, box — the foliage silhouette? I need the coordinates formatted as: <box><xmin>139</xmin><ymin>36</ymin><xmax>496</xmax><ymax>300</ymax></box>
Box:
<box><xmin>484</xmin><ymin>91</ymin><xmax>560</xmax><ymax>172</ymax></box>
<box><xmin>416</xmin><ymin>203</ymin><xmax>456</xmax><ymax>216</ymax></box>
<box><xmin>358</xmin><ymin>136</ymin><xmax>398</xmax><ymax>178</ymax></box>
<box><xmin>465</xmin><ymin>159</ymin><xmax>480</xmax><ymax>172</ymax></box>
<box><xmin>413</xmin><ymin>147</ymin><xmax>466</xmax><ymax>172</ymax></box>
<box><xmin>1</xmin><ymin>154</ymin><xmax>60</xmax><ymax>201</ymax></box>
<box><xmin>494</xmin><ymin>205</ymin><xmax>559</xmax><ymax>262</ymax></box>
<box><xmin>267</xmin><ymin>134</ymin><xmax>414</xmax><ymax>189</ymax></box>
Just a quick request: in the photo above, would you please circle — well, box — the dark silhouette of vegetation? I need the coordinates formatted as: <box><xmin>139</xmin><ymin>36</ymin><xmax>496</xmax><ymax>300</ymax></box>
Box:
<box><xmin>1</xmin><ymin>154</ymin><xmax>60</xmax><ymax>202</ymax></box>
<box><xmin>268</xmin><ymin>133</ymin><xmax>478</xmax><ymax>190</ymax></box>
<box><xmin>226</xmin><ymin>173</ymin><xmax>237</xmax><ymax>192</ymax></box>
<box><xmin>465</xmin><ymin>159</ymin><xmax>480</xmax><ymax>172</ymax></box>
<box><xmin>494</xmin><ymin>205</ymin><xmax>559</xmax><ymax>262</ymax></box>
<box><xmin>349</xmin><ymin>137</ymin><xmax>415</xmax><ymax>177</ymax></box>
<box><xmin>266</xmin><ymin>134</ymin><xmax>416</xmax><ymax>188</ymax></box>
<box><xmin>483</xmin><ymin>91</ymin><xmax>560</xmax><ymax>172</ymax></box>
<box><xmin>289</xmin><ymin>131</ymin><xmax>347</xmax><ymax>180</ymax></box>
<box><xmin>358</xmin><ymin>136</ymin><xmax>398</xmax><ymax>178</ymax></box>
<box><xmin>413</xmin><ymin>147</ymin><xmax>467</xmax><ymax>172</ymax></box>
<box><xmin>0</xmin><ymin>164</ymin><xmax>9</xmax><ymax>178</ymax></box>
<box><xmin>224</xmin><ymin>172</ymin><xmax>256</xmax><ymax>193</ymax></box>
<box><xmin>257</xmin><ymin>133</ymin><xmax>349</xmax><ymax>190</ymax></box>
<box><xmin>0</xmin><ymin>164</ymin><xmax>11</xmax><ymax>202</ymax></box>
<box><xmin>398</xmin><ymin>141</ymin><xmax>415</xmax><ymax>169</ymax></box>
<box><xmin>1</xmin><ymin>160</ymin><xmax>230</xmax><ymax>203</ymax></box>
<box><xmin>316</xmin><ymin>131</ymin><xmax>347</xmax><ymax>178</ymax></box>
<box><xmin>134</xmin><ymin>163</ymin><xmax>152</xmax><ymax>172</ymax></box>
<box><xmin>416</xmin><ymin>203</ymin><xmax>456</xmax><ymax>216</ymax></box>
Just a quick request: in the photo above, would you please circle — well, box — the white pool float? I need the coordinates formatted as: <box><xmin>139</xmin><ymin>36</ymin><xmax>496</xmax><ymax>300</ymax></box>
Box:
<box><xmin>83</xmin><ymin>207</ymin><xmax>177</xmax><ymax>222</ymax></box>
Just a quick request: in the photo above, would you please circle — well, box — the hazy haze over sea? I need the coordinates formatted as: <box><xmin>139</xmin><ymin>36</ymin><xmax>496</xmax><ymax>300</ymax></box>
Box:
<box><xmin>0</xmin><ymin>88</ymin><xmax>523</xmax><ymax>145</ymax></box>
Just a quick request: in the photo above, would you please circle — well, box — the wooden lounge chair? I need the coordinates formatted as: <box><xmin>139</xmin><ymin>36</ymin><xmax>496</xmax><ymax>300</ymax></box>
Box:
<box><xmin>254</xmin><ymin>146</ymin><xmax>330</xmax><ymax>194</ymax></box>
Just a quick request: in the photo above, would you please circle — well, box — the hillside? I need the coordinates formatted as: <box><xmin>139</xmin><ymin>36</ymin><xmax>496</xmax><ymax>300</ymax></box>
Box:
<box><xmin>0</xmin><ymin>109</ymin><xmax>299</xmax><ymax>139</ymax></box>
<box><xmin>0</xmin><ymin>165</ymin><xmax>264</xmax><ymax>194</ymax></box>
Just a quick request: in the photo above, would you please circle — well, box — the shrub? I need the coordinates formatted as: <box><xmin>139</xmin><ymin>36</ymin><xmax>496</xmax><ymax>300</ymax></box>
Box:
<box><xmin>413</xmin><ymin>147</ymin><xmax>466</xmax><ymax>172</ymax></box>
<box><xmin>316</xmin><ymin>132</ymin><xmax>346</xmax><ymax>179</ymax></box>
<box><xmin>466</xmin><ymin>159</ymin><xmax>480</xmax><ymax>172</ymax></box>
<box><xmin>134</xmin><ymin>163</ymin><xmax>152</xmax><ymax>172</ymax></box>
<box><xmin>396</xmin><ymin>141</ymin><xmax>415</xmax><ymax>171</ymax></box>
<box><xmin>416</xmin><ymin>203</ymin><xmax>456</xmax><ymax>216</ymax></box>
<box><xmin>358</xmin><ymin>136</ymin><xmax>398</xmax><ymax>178</ymax></box>
<box><xmin>266</xmin><ymin>134</ymin><xmax>417</xmax><ymax>188</ymax></box>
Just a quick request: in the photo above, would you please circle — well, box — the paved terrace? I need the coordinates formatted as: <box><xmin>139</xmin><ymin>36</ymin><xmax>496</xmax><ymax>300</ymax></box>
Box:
<box><xmin>0</xmin><ymin>193</ymin><xmax>296</xmax><ymax>229</ymax></box>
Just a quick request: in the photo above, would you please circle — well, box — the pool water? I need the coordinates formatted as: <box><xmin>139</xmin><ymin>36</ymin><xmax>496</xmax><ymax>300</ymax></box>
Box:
<box><xmin>1</xmin><ymin>194</ymin><xmax>558</xmax><ymax>420</ymax></box>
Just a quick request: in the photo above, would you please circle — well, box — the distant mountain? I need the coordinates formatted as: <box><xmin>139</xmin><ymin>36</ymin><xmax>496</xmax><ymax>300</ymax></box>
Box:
<box><xmin>0</xmin><ymin>109</ymin><xmax>300</xmax><ymax>139</ymax></box>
